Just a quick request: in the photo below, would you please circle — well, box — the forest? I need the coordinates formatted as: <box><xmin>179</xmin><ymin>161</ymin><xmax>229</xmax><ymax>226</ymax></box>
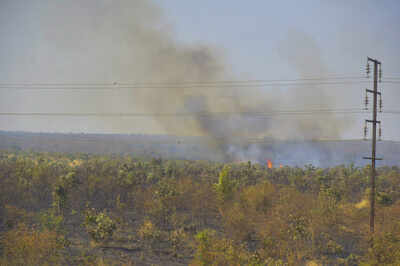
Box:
<box><xmin>0</xmin><ymin>150</ymin><xmax>400</xmax><ymax>265</ymax></box>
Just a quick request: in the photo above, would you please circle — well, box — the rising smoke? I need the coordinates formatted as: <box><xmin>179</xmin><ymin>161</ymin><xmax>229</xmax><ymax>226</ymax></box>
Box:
<box><xmin>0</xmin><ymin>0</ymin><xmax>350</xmax><ymax>161</ymax></box>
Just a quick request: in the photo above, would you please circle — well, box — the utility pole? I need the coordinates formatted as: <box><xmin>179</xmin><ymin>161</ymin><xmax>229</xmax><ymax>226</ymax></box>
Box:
<box><xmin>363</xmin><ymin>57</ymin><xmax>383</xmax><ymax>234</ymax></box>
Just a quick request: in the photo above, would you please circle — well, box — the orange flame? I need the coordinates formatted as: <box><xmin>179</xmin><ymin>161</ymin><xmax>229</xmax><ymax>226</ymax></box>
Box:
<box><xmin>267</xmin><ymin>160</ymin><xmax>272</xmax><ymax>169</ymax></box>
<box><xmin>279</xmin><ymin>164</ymin><xmax>283</xmax><ymax>168</ymax></box>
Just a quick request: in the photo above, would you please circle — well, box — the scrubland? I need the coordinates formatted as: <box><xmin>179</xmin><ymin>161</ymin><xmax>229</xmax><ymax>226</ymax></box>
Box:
<box><xmin>0</xmin><ymin>151</ymin><xmax>399</xmax><ymax>265</ymax></box>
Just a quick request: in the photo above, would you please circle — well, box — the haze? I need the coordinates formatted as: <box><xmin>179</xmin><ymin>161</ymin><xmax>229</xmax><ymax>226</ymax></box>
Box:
<box><xmin>0</xmin><ymin>0</ymin><xmax>399</xmax><ymax>142</ymax></box>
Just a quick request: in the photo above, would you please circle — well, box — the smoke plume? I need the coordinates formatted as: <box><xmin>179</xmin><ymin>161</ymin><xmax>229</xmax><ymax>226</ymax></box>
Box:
<box><xmin>0</xmin><ymin>0</ymin><xmax>350</xmax><ymax>160</ymax></box>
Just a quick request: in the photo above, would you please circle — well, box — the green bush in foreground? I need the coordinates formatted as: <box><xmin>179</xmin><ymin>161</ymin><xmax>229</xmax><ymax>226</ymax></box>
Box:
<box><xmin>83</xmin><ymin>207</ymin><xmax>116</xmax><ymax>244</ymax></box>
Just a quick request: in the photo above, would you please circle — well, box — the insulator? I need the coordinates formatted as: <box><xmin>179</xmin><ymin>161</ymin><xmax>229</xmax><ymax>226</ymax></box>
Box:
<box><xmin>366</xmin><ymin>62</ymin><xmax>370</xmax><ymax>78</ymax></box>
<box><xmin>364</xmin><ymin>92</ymin><xmax>369</xmax><ymax>110</ymax></box>
<box><xmin>363</xmin><ymin>122</ymin><xmax>368</xmax><ymax>140</ymax></box>
<box><xmin>379</xmin><ymin>95</ymin><xmax>383</xmax><ymax>112</ymax></box>
<box><xmin>379</xmin><ymin>66</ymin><xmax>382</xmax><ymax>82</ymax></box>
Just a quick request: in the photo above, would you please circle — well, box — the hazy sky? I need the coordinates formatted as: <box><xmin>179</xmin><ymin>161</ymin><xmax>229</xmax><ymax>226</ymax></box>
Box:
<box><xmin>155</xmin><ymin>1</ymin><xmax>399</xmax><ymax>78</ymax></box>
<box><xmin>0</xmin><ymin>0</ymin><xmax>399</xmax><ymax>141</ymax></box>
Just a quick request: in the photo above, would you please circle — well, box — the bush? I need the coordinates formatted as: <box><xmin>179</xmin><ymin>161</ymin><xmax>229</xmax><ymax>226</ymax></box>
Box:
<box><xmin>1</xmin><ymin>223</ymin><xmax>66</xmax><ymax>265</ymax></box>
<box><xmin>38</xmin><ymin>209</ymin><xmax>64</xmax><ymax>233</ymax></box>
<box><xmin>83</xmin><ymin>208</ymin><xmax>116</xmax><ymax>243</ymax></box>
<box><xmin>362</xmin><ymin>230</ymin><xmax>400</xmax><ymax>265</ymax></box>
<box><xmin>214</xmin><ymin>166</ymin><xmax>236</xmax><ymax>203</ymax></box>
<box><xmin>192</xmin><ymin>229</ymin><xmax>249</xmax><ymax>265</ymax></box>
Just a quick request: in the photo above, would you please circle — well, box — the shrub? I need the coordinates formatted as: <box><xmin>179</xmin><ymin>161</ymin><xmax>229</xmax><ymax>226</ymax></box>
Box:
<box><xmin>214</xmin><ymin>166</ymin><xmax>236</xmax><ymax>202</ymax></box>
<box><xmin>38</xmin><ymin>209</ymin><xmax>65</xmax><ymax>233</ymax></box>
<box><xmin>169</xmin><ymin>228</ymin><xmax>187</xmax><ymax>257</ymax></box>
<box><xmin>3</xmin><ymin>204</ymin><xmax>34</xmax><ymax>229</ymax></box>
<box><xmin>1</xmin><ymin>223</ymin><xmax>66</xmax><ymax>265</ymax></box>
<box><xmin>138</xmin><ymin>219</ymin><xmax>161</xmax><ymax>243</ymax></box>
<box><xmin>83</xmin><ymin>208</ymin><xmax>116</xmax><ymax>243</ymax></box>
<box><xmin>362</xmin><ymin>229</ymin><xmax>400</xmax><ymax>265</ymax></box>
<box><xmin>192</xmin><ymin>229</ymin><xmax>249</xmax><ymax>265</ymax></box>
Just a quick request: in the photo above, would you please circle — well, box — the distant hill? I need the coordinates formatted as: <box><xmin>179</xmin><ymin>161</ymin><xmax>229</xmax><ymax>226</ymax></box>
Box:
<box><xmin>0</xmin><ymin>131</ymin><xmax>398</xmax><ymax>167</ymax></box>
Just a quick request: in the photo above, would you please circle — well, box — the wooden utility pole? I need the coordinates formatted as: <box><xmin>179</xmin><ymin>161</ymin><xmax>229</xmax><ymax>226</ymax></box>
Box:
<box><xmin>363</xmin><ymin>57</ymin><xmax>382</xmax><ymax>234</ymax></box>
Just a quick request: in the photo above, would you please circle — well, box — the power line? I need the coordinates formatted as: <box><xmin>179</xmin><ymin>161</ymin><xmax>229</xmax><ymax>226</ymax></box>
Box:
<box><xmin>0</xmin><ymin>109</ymin><xmax>398</xmax><ymax>118</ymax></box>
<box><xmin>2</xmin><ymin>81</ymin><xmax>400</xmax><ymax>90</ymax></box>
<box><xmin>0</xmin><ymin>76</ymin><xmax>389</xmax><ymax>86</ymax></box>
<box><xmin>0</xmin><ymin>76</ymin><xmax>367</xmax><ymax>86</ymax></box>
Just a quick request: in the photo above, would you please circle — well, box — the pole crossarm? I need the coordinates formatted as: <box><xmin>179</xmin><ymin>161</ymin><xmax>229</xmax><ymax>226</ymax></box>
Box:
<box><xmin>366</xmin><ymin>89</ymin><xmax>381</xmax><ymax>95</ymax></box>
<box><xmin>365</xmin><ymin>119</ymin><xmax>381</xmax><ymax>124</ymax></box>
<box><xmin>362</xmin><ymin>157</ymin><xmax>383</xmax><ymax>160</ymax></box>
<box><xmin>367</xmin><ymin>57</ymin><xmax>381</xmax><ymax>64</ymax></box>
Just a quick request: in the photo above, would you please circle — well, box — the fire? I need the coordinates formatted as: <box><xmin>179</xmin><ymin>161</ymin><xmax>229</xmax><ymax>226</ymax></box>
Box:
<box><xmin>279</xmin><ymin>164</ymin><xmax>283</xmax><ymax>168</ymax></box>
<box><xmin>267</xmin><ymin>160</ymin><xmax>273</xmax><ymax>169</ymax></box>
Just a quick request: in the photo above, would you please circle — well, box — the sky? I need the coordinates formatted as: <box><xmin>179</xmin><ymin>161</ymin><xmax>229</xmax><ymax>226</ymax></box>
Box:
<box><xmin>154</xmin><ymin>1</ymin><xmax>399</xmax><ymax>78</ymax></box>
<box><xmin>0</xmin><ymin>0</ymin><xmax>399</xmax><ymax>141</ymax></box>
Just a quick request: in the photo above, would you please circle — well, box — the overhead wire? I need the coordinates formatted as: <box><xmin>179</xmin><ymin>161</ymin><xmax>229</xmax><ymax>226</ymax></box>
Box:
<box><xmin>2</xmin><ymin>81</ymin><xmax>400</xmax><ymax>90</ymax></box>
<box><xmin>0</xmin><ymin>108</ymin><xmax>398</xmax><ymax>118</ymax></box>
<box><xmin>0</xmin><ymin>78</ymin><xmax>399</xmax><ymax>90</ymax></box>
<box><xmin>0</xmin><ymin>75</ymin><xmax>367</xmax><ymax>85</ymax></box>
<box><xmin>0</xmin><ymin>76</ymin><xmax>398</xmax><ymax>119</ymax></box>
<box><xmin>0</xmin><ymin>75</ymin><xmax>382</xmax><ymax>88</ymax></box>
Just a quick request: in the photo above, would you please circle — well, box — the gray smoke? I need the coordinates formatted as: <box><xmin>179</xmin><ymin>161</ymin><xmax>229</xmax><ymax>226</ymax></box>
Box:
<box><xmin>277</xmin><ymin>29</ymin><xmax>351</xmax><ymax>140</ymax></box>
<box><xmin>0</xmin><ymin>0</ymin><xmax>350</xmax><ymax>161</ymax></box>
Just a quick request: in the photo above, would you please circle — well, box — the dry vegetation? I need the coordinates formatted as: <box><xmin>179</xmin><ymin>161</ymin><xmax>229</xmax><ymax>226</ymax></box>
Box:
<box><xmin>0</xmin><ymin>150</ymin><xmax>400</xmax><ymax>265</ymax></box>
